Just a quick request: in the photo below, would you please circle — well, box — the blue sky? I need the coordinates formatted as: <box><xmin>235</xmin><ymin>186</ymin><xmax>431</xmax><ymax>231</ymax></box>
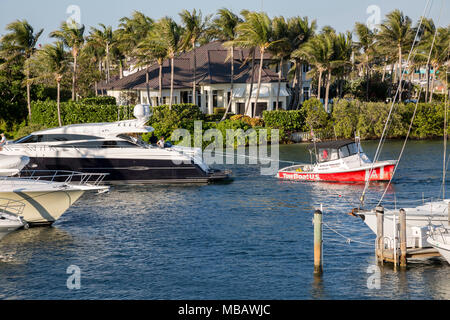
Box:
<box><xmin>0</xmin><ymin>0</ymin><xmax>448</xmax><ymax>44</ymax></box>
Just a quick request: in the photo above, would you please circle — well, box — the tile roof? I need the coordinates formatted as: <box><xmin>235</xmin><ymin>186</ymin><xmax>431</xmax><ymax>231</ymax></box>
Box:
<box><xmin>101</xmin><ymin>41</ymin><xmax>284</xmax><ymax>91</ymax></box>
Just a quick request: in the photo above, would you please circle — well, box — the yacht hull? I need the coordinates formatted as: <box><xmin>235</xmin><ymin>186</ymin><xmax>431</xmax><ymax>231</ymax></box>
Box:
<box><xmin>0</xmin><ymin>222</ymin><xmax>23</xmax><ymax>240</ymax></box>
<box><xmin>278</xmin><ymin>164</ymin><xmax>395</xmax><ymax>182</ymax></box>
<box><xmin>0</xmin><ymin>190</ymin><xmax>85</xmax><ymax>226</ymax></box>
<box><xmin>427</xmin><ymin>237</ymin><xmax>450</xmax><ymax>264</ymax></box>
<box><xmin>25</xmin><ymin>157</ymin><xmax>229</xmax><ymax>184</ymax></box>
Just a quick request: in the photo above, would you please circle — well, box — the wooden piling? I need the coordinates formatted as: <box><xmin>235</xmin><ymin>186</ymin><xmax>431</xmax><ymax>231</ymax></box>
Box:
<box><xmin>376</xmin><ymin>206</ymin><xmax>384</xmax><ymax>264</ymax></box>
<box><xmin>313</xmin><ymin>210</ymin><xmax>323</xmax><ymax>275</ymax></box>
<box><xmin>399</xmin><ymin>209</ymin><xmax>407</xmax><ymax>267</ymax></box>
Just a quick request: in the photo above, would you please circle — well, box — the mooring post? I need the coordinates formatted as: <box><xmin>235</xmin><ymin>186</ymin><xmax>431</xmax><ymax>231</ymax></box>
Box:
<box><xmin>399</xmin><ymin>209</ymin><xmax>407</xmax><ymax>267</ymax></box>
<box><xmin>313</xmin><ymin>209</ymin><xmax>323</xmax><ymax>275</ymax></box>
<box><xmin>376</xmin><ymin>206</ymin><xmax>384</xmax><ymax>264</ymax></box>
<box><xmin>448</xmin><ymin>202</ymin><xmax>450</xmax><ymax>224</ymax></box>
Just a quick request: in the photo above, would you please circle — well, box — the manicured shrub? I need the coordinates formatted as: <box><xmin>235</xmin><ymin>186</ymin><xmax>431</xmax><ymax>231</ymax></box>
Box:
<box><xmin>262</xmin><ymin>110</ymin><xmax>304</xmax><ymax>131</ymax></box>
<box><xmin>82</xmin><ymin>96</ymin><xmax>117</xmax><ymax>105</ymax></box>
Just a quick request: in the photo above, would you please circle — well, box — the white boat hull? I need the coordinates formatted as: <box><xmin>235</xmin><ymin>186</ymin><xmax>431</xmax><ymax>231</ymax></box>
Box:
<box><xmin>0</xmin><ymin>190</ymin><xmax>85</xmax><ymax>226</ymax></box>
<box><xmin>359</xmin><ymin>201</ymin><xmax>450</xmax><ymax>248</ymax></box>
<box><xmin>0</xmin><ymin>218</ymin><xmax>24</xmax><ymax>240</ymax></box>
<box><xmin>427</xmin><ymin>236</ymin><xmax>450</xmax><ymax>264</ymax></box>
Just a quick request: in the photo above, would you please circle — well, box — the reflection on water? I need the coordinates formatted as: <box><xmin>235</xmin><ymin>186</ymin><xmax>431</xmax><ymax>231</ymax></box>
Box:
<box><xmin>0</xmin><ymin>141</ymin><xmax>449</xmax><ymax>299</ymax></box>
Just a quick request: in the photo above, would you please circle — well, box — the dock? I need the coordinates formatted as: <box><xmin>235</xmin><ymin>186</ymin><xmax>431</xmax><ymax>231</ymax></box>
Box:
<box><xmin>375</xmin><ymin>206</ymin><xmax>442</xmax><ymax>267</ymax></box>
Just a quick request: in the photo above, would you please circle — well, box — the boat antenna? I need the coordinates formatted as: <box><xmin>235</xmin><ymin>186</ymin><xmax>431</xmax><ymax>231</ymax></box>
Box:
<box><xmin>359</xmin><ymin>0</ymin><xmax>433</xmax><ymax>209</ymax></box>
<box><xmin>442</xmin><ymin>44</ymin><xmax>449</xmax><ymax>199</ymax></box>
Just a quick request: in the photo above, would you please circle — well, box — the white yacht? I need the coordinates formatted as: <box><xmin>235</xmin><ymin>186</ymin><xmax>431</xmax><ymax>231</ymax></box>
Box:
<box><xmin>0</xmin><ymin>171</ymin><xmax>109</xmax><ymax>226</ymax></box>
<box><xmin>0</xmin><ymin>154</ymin><xmax>29</xmax><ymax>176</ymax></box>
<box><xmin>427</xmin><ymin>227</ymin><xmax>450</xmax><ymax>264</ymax></box>
<box><xmin>0</xmin><ymin>105</ymin><xmax>229</xmax><ymax>184</ymax></box>
<box><xmin>0</xmin><ymin>199</ymin><xmax>27</xmax><ymax>240</ymax></box>
<box><xmin>357</xmin><ymin>201</ymin><xmax>449</xmax><ymax>248</ymax></box>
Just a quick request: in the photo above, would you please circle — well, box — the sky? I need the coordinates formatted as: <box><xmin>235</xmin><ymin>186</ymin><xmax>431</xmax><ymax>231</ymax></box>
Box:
<box><xmin>0</xmin><ymin>0</ymin><xmax>448</xmax><ymax>44</ymax></box>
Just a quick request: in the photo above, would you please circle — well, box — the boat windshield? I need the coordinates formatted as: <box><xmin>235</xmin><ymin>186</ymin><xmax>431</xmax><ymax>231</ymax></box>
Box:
<box><xmin>318</xmin><ymin>143</ymin><xmax>363</xmax><ymax>162</ymax></box>
<box><xmin>117</xmin><ymin>134</ymin><xmax>149</xmax><ymax>148</ymax></box>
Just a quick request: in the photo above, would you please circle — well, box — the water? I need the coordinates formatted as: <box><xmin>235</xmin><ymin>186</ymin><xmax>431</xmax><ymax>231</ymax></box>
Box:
<box><xmin>0</xmin><ymin>140</ymin><xmax>449</xmax><ymax>300</ymax></box>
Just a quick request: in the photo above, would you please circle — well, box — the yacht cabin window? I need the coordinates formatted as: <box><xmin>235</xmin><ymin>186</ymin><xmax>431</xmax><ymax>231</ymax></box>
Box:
<box><xmin>15</xmin><ymin>134</ymin><xmax>100</xmax><ymax>143</ymax></box>
<box><xmin>318</xmin><ymin>148</ymin><xmax>339</xmax><ymax>162</ymax></box>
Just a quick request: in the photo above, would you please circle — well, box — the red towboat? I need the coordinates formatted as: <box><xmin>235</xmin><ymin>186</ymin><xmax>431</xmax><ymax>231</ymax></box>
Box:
<box><xmin>277</xmin><ymin>140</ymin><xmax>396</xmax><ymax>182</ymax></box>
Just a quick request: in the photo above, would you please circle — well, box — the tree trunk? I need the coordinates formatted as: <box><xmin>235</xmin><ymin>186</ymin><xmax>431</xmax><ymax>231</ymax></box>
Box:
<box><xmin>398</xmin><ymin>45</ymin><xmax>402</xmax><ymax>102</ymax></box>
<box><xmin>26</xmin><ymin>67</ymin><xmax>31</xmax><ymax>121</ymax></box>
<box><xmin>119</xmin><ymin>60</ymin><xmax>123</xmax><ymax>79</ymax></box>
<box><xmin>292</xmin><ymin>61</ymin><xmax>299</xmax><ymax>108</ymax></box>
<box><xmin>57</xmin><ymin>79</ymin><xmax>62</xmax><ymax>127</ymax></box>
<box><xmin>324</xmin><ymin>69</ymin><xmax>332</xmax><ymax>112</ymax></box>
<box><xmin>254</xmin><ymin>48</ymin><xmax>265</xmax><ymax>117</ymax></box>
<box><xmin>276</xmin><ymin>58</ymin><xmax>282</xmax><ymax>110</ymax></box>
<box><xmin>192</xmin><ymin>42</ymin><xmax>197</xmax><ymax>105</ymax></box>
<box><xmin>429</xmin><ymin>71</ymin><xmax>436</xmax><ymax>103</ymax></box>
<box><xmin>72</xmin><ymin>51</ymin><xmax>77</xmax><ymax>101</ymax></box>
<box><xmin>170</xmin><ymin>56</ymin><xmax>174</xmax><ymax>109</ymax></box>
<box><xmin>106</xmin><ymin>44</ymin><xmax>110</xmax><ymax>83</ymax></box>
<box><xmin>146</xmin><ymin>66</ymin><xmax>151</xmax><ymax>106</ymax></box>
<box><xmin>425</xmin><ymin>64</ymin><xmax>430</xmax><ymax>102</ymax></box>
<box><xmin>159</xmin><ymin>62</ymin><xmax>163</xmax><ymax>106</ymax></box>
<box><xmin>222</xmin><ymin>46</ymin><xmax>234</xmax><ymax>121</ymax></box>
<box><xmin>297</xmin><ymin>60</ymin><xmax>304</xmax><ymax>109</ymax></box>
<box><xmin>244</xmin><ymin>50</ymin><xmax>256</xmax><ymax>117</ymax></box>
<box><xmin>317</xmin><ymin>69</ymin><xmax>323</xmax><ymax>101</ymax></box>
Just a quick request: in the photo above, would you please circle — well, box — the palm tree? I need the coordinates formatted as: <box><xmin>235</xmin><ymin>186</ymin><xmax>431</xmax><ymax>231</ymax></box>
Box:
<box><xmin>287</xmin><ymin>16</ymin><xmax>317</xmax><ymax>108</ymax></box>
<box><xmin>1</xmin><ymin>20</ymin><xmax>43</xmax><ymax>120</ymax></box>
<box><xmin>37</xmin><ymin>42</ymin><xmax>68</xmax><ymax>126</ymax></box>
<box><xmin>233</xmin><ymin>11</ymin><xmax>279</xmax><ymax>117</ymax></box>
<box><xmin>49</xmin><ymin>21</ymin><xmax>85</xmax><ymax>101</ymax></box>
<box><xmin>293</xmin><ymin>33</ymin><xmax>332</xmax><ymax>108</ymax></box>
<box><xmin>210</xmin><ymin>8</ymin><xmax>242</xmax><ymax>120</ymax></box>
<box><xmin>270</xmin><ymin>16</ymin><xmax>290</xmax><ymax>110</ymax></box>
<box><xmin>136</xmin><ymin>34</ymin><xmax>168</xmax><ymax>106</ymax></box>
<box><xmin>377</xmin><ymin>10</ymin><xmax>414</xmax><ymax>101</ymax></box>
<box><xmin>179</xmin><ymin>9</ymin><xmax>211</xmax><ymax>106</ymax></box>
<box><xmin>80</xmin><ymin>42</ymin><xmax>103</xmax><ymax>96</ymax></box>
<box><xmin>354</xmin><ymin>22</ymin><xmax>377</xmax><ymax>101</ymax></box>
<box><xmin>149</xmin><ymin>18</ymin><xmax>182</xmax><ymax>109</ymax></box>
<box><xmin>89</xmin><ymin>24</ymin><xmax>115</xmax><ymax>83</ymax></box>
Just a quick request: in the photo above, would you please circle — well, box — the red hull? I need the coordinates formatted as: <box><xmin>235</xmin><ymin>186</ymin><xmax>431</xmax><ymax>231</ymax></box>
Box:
<box><xmin>277</xmin><ymin>165</ymin><xmax>395</xmax><ymax>182</ymax></box>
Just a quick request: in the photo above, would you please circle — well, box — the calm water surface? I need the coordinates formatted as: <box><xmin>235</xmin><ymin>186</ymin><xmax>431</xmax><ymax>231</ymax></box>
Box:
<box><xmin>0</xmin><ymin>140</ymin><xmax>449</xmax><ymax>300</ymax></box>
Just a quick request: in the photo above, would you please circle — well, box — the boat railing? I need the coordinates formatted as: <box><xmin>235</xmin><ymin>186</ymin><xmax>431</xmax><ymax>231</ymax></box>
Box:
<box><xmin>0</xmin><ymin>198</ymin><xmax>26</xmax><ymax>217</ymax></box>
<box><xmin>10</xmin><ymin>170</ymin><xmax>109</xmax><ymax>187</ymax></box>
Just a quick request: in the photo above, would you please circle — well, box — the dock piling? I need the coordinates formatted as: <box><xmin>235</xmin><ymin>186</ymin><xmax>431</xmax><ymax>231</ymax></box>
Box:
<box><xmin>399</xmin><ymin>209</ymin><xmax>407</xmax><ymax>267</ymax></box>
<box><xmin>376</xmin><ymin>206</ymin><xmax>384</xmax><ymax>264</ymax></box>
<box><xmin>313</xmin><ymin>209</ymin><xmax>323</xmax><ymax>275</ymax></box>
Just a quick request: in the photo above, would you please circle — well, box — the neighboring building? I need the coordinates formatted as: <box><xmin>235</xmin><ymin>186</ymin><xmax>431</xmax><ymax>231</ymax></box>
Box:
<box><xmin>100</xmin><ymin>41</ymin><xmax>311</xmax><ymax>117</ymax></box>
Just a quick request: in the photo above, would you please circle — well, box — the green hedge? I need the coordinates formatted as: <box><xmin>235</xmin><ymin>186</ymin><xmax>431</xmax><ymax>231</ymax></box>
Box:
<box><xmin>82</xmin><ymin>96</ymin><xmax>117</xmax><ymax>105</ymax></box>
<box><xmin>262</xmin><ymin>110</ymin><xmax>305</xmax><ymax>131</ymax></box>
<box><xmin>31</xmin><ymin>100</ymin><xmax>119</xmax><ymax>127</ymax></box>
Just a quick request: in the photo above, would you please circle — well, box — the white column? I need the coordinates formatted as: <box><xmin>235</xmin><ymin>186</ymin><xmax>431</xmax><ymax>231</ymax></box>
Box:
<box><xmin>208</xmin><ymin>90</ymin><xmax>214</xmax><ymax>115</ymax></box>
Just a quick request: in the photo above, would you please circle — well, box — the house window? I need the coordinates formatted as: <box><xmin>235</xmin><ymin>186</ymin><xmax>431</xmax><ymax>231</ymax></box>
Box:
<box><xmin>302</xmin><ymin>64</ymin><xmax>309</xmax><ymax>73</ymax></box>
<box><xmin>205</xmin><ymin>91</ymin><xmax>209</xmax><ymax>109</ymax></box>
<box><xmin>303</xmin><ymin>87</ymin><xmax>310</xmax><ymax>101</ymax></box>
<box><xmin>273</xmin><ymin>101</ymin><xmax>283</xmax><ymax>109</ymax></box>
<box><xmin>213</xmin><ymin>90</ymin><xmax>218</xmax><ymax>108</ymax></box>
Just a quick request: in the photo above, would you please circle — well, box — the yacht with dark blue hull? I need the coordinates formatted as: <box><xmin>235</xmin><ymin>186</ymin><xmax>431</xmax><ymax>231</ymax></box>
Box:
<box><xmin>0</xmin><ymin>105</ymin><xmax>230</xmax><ymax>184</ymax></box>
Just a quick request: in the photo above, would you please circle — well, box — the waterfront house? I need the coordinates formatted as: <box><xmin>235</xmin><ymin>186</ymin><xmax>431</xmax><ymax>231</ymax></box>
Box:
<box><xmin>100</xmin><ymin>41</ymin><xmax>312</xmax><ymax>117</ymax></box>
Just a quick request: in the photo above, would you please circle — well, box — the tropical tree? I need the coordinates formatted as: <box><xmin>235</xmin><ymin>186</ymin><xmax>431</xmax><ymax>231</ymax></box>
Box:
<box><xmin>287</xmin><ymin>16</ymin><xmax>317</xmax><ymax>108</ymax></box>
<box><xmin>36</xmin><ymin>42</ymin><xmax>68</xmax><ymax>126</ymax></box>
<box><xmin>210</xmin><ymin>8</ymin><xmax>242</xmax><ymax>120</ymax></box>
<box><xmin>49</xmin><ymin>21</ymin><xmax>85</xmax><ymax>101</ymax></box>
<box><xmin>377</xmin><ymin>9</ymin><xmax>414</xmax><ymax>101</ymax></box>
<box><xmin>179</xmin><ymin>9</ymin><xmax>211</xmax><ymax>105</ymax></box>
<box><xmin>136</xmin><ymin>34</ymin><xmax>168</xmax><ymax>106</ymax></box>
<box><xmin>89</xmin><ymin>24</ymin><xmax>115</xmax><ymax>83</ymax></box>
<box><xmin>1</xmin><ymin>20</ymin><xmax>43</xmax><ymax>120</ymax></box>
<box><xmin>270</xmin><ymin>16</ymin><xmax>289</xmax><ymax>110</ymax></box>
<box><xmin>149</xmin><ymin>17</ymin><xmax>182</xmax><ymax>109</ymax></box>
<box><xmin>354</xmin><ymin>22</ymin><xmax>377</xmax><ymax>101</ymax></box>
<box><xmin>233</xmin><ymin>11</ymin><xmax>278</xmax><ymax>117</ymax></box>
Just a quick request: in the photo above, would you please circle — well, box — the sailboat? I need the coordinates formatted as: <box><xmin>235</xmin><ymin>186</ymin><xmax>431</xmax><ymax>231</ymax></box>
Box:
<box><xmin>0</xmin><ymin>199</ymin><xmax>27</xmax><ymax>241</ymax></box>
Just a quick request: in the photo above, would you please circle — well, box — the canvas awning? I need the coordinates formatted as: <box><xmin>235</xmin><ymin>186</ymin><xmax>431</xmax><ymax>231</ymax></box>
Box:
<box><xmin>232</xmin><ymin>87</ymin><xmax>246</xmax><ymax>98</ymax></box>
<box><xmin>272</xmin><ymin>87</ymin><xmax>290</xmax><ymax>97</ymax></box>
<box><xmin>251</xmin><ymin>86</ymin><xmax>270</xmax><ymax>98</ymax></box>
